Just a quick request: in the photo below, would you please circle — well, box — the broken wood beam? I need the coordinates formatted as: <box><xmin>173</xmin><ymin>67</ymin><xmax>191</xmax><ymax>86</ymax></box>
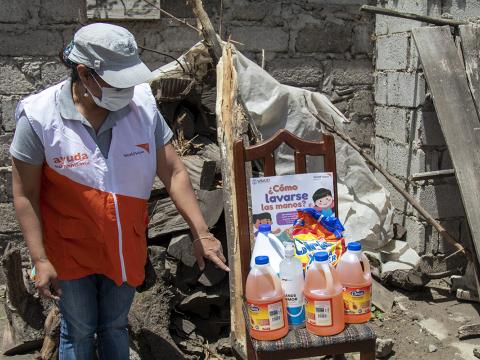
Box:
<box><xmin>187</xmin><ymin>0</ymin><xmax>223</xmax><ymax>64</ymax></box>
<box><xmin>458</xmin><ymin>323</ymin><xmax>480</xmax><ymax>340</ymax></box>
<box><xmin>360</xmin><ymin>5</ymin><xmax>467</xmax><ymax>27</ymax></box>
<box><xmin>309</xmin><ymin>110</ymin><xmax>470</xmax><ymax>261</ymax></box>
<box><xmin>409</xmin><ymin>169</ymin><xmax>455</xmax><ymax>181</ymax></box>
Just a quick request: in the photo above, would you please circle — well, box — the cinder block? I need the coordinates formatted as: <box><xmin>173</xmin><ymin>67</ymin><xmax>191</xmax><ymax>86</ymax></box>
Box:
<box><xmin>40</xmin><ymin>0</ymin><xmax>82</xmax><ymax>23</ymax></box>
<box><xmin>343</xmin><ymin>116</ymin><xmax>374</xmax><ymax>147</ymax></box>
<box><xmin>431</xmin><ymin>218</ymin><xmax>472</xmax><ymax>254</ymax></box>
<box><xmin>329</xmin><ymin>60</ymin><xmax>373</xmax><ymax>86</ymax></box>
<box><xmin>374</xmin><ymin>72</ymin><xmax>387</xmax><ymax>105</ymax></box>
<box><xmin>0</xmin><ymin>167</ymin><xmax>12</xmax><ymax>203</ymax></box>
<box><xmin>0</xmin><ymin>30</ymin><xmax>62</xmax><ymax>56</ymax></box>
<box><xmin>413</xmin><ymin>182</ymin><xmax>465</xmax><ymax>219</ymax></box>
<box><xmin>387</xmin><ymin>141</ymin><xmax>410</xmax><ymax>178</ymax></box>
<box><xmin>0</xmin><ymin>65</ymin><xmax>35</xmax><ymax>95</ymax></box>
<box><xmin>0</xmin><ymin>0</ymin><xmax>30</xmax><ymax>23</ymax></box>
<box><xmin>374</xmin><ymin>170</ymin><xmax>409</xmax><ymax>212</ymax></box>
<box><xmin>409</xmin><ymin>36</ymin><xmax>421</xmax><ymax>70</ymax></box>
<box><xmin>375</xmin><ymin>106</ymin><xmax>408</xmax><ymax>143</ymax></box>
<box><xmin>415</xmin><ymin>109</ymin><xmax>446</xmax><ymax>147</ymax></box>
<box><xmin>374</xmin><ymin>136</ymin><xmax>388</xmax><ymax>169</ymax></box>
<box><xmin>349</xmin><ymin>90</ymin><xmax>374</xmax><ymax>117</ymax></box>
<box><xmin>231</xmin><ymin>1</ymin><xmax>268</xmax><ymax>21</ymax></box>
<box><xmin>268</xmin><ymin>57</ymin><xmax>324</xmax><ymax>87</ymax></box>
<box><xmin>0</xmin><ymin>133</ymin><xmax>13</xmax><ymax>167</ymax></box>
<box><xmin>0</xmin><ymin>203</ymin><xmax>20</xmax><ymax>233</ymax></box>
<box><xmin>384</xmin><ymin>72</ymin><xmax>426</xmax><ymax>108</ymax></box>
<box><xmin>375</xmin><ymin>0</ymin><xmax>441</xmax><ymax>35</ymax></box>
<box><xmin>296</xmin><ymin>22</ymin><xmax>352</xmax><ymax>53</ymax></box>
<box><xmin>146</xmin><ymin>26</ymin><xmax>200</xmax><ymax>53</ymax></box>
<box><xmin>353</xmin><ymin>23</ymin><xmax>373</xmax><ymax>55</ymax></box>
<box><xmin>404</xmin><ymin>215</ymin><xmax>426</xmax><ymax>254</ymax></box>
<box><xmin>443</xmin><ymin>0</ymin><xmax>480</xmax><ymax>20</ymax></box>
<box><xmin>230</xmin><ymin>25</ymin><xmax>289</xmax><ymax>52</ymax></box>
<box><xmin>41</xmin><ymin>62</ymin><xmax>69</xmax><ymax>88</ymax></box>
<box><xmin>376</xmin><ymin>33</ymin><xmax>409</xmax><ymax>70</ymax></box>
<box><xmin>0</xmin><ymin>96</ymin><xmax>21</xmax><ymax>132</ymax></box>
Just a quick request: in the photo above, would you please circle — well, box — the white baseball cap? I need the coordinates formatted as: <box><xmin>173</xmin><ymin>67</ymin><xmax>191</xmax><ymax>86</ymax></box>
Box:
<box><xmin>68</xmin><ymin>23</ymin><xmax>153</xmax><ymax>88</ymax></box>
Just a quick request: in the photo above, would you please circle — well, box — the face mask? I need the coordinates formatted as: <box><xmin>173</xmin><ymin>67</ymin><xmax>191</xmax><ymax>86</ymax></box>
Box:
<box><xmin>86</xmin><ymin>74</ymin><xmax>134</xmax><ymax>111</ymax></box>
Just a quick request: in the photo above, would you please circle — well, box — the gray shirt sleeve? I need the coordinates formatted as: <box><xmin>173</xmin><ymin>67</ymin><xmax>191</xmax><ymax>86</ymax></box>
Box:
<box><xmin>10</xmin><ymin>109</ymin><xmax>45</xmax><ymax>166</ymax></box>
<box><xmin>154</xmin><ymin>110</ymin><xmax>173</xmax><ymax>149</ymax></box>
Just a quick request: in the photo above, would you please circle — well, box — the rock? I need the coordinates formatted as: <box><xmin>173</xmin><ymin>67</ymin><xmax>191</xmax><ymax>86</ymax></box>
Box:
<box><xmin>216</xmin><ymin>337</ymin><xmax>232</xmax><ymax>355</ymax></box>
<box><xmin>197</xmin><ymin>261</ymin><xmax>227</xmax><ymax>287</ymax></box>
<box><xmin>380</xmin><ymin>269</ymin><xmax>429</xmax><ymax>291</ymax></box>
<box><xmin>376</xmin><ymin>338</ymin><xmax>394</xmax><ymax>359</ymax></box>
<box><xmin>173</xmin><ymin>318</ymin><xmax>196</xmax><ymax>336</ymax></box>
<box><xmin>128</xmin><ymin>282</ymin><xmax>185</xmax><ymax>359</ymax></box>
<box><xmin>473</xmin><ymin>347</ymin><xmax>480</xmax><ymax>359</ymax></box>
<box><xmin>168</xmin><ymin>234</ymin><xmax>196</xmax><ymax>267</ymax></box>
<box><xmin>174</xmin><ymin>262</ymin><xmax>202</xmax><ymax>290</ymax></box>
<box><xmin>428</xmin><ymin>344</ymin><xmax>438</xmax><ymax>353</ymax></box>
<box><xmin>178</xmin><ymin>291</ymin><xmax>225</xmax><ymax>319</ymax></box>
<box><xmin>129</xmin><ymin>348</ymin><xmax>142</xmax><ymax>360</ymax></box>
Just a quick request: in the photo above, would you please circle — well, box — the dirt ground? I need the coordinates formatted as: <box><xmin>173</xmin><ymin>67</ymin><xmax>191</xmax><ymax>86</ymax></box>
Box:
<box><xmin>0</xmin><ymin>281</ymin><xmax>479</xmax><ymax>359</ymax></box>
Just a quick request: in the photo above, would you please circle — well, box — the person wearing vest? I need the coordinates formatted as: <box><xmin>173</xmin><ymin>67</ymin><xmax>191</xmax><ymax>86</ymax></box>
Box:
<box><xmin>10</xmin><ymin>23</ymin><xmax>229</xmax><ymax>360</ymax></box>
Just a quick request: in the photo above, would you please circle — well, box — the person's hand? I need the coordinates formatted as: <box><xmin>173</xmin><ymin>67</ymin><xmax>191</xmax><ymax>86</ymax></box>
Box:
<box><xmin>193</xmin><ymin>233</ymin><xmax>230</xmax><ymax>272</ymax></box>
<box><xmin>34</xmin><ymin>259</ymin><xmax>62</xmax><ymax>300</ymax></box>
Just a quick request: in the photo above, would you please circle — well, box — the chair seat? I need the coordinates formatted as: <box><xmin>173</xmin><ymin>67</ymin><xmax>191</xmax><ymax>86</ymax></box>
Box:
<box><xmin>251</xmin><ymin>323</ymin><xmax>376</xmax><ymax>353</ymax></box>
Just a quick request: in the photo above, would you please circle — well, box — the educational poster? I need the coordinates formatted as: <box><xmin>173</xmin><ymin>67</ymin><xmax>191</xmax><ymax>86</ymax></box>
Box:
<box><xmin>250</xmin><ymin>173</ymin><xmax>334</xmax><ymax>239</ymax></box>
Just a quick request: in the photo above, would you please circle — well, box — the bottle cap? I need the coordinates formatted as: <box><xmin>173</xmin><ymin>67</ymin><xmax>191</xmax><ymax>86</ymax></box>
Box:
<box><xmin>258</xmin><ymin>224</ymin><xmax>271</xmax><ymax>233</ymax></box>
<box><xmin>314</xmin><ymin>251</ymin><xmax>329</xmax><ymax>262</ymax></box>
<box><xmin>255</xmin><ymin>255</ymin><xmax>269</xmax><ymax>265</ymax></box>
<box><xmin>284</xmin><ymin>242</ymin><xmax>295</xmax><ymax>257</ymax></box>
<box><xmin>348</xmin><ymin>242</ymin><xmax>362</xmax><ymax>251</ymax></box>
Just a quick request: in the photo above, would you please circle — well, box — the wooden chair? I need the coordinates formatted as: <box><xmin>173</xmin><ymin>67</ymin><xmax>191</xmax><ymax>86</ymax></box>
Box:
<box><xmin>233</xmin><ymin>129</ymin><xmax>376</xmax><ymax>360</ymax></box>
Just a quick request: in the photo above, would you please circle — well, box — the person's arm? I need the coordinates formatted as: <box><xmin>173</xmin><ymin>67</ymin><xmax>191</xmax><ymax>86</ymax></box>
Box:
<box><xmin>12</xmin><ymin>158</ymin><xmax>61</xmax><ymax>299</ymax></box>
<box><xmin>156</xmin><ymin>143</ymin><xmax>229</xmax><ymax>272</ymax></box>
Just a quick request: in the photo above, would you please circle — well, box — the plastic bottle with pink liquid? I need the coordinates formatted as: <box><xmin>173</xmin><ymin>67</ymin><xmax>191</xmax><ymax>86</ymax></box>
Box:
<box><xmin>304</xmin><ymin>251</ymin><xmax>345</xmax><ymax>336</ymax></box>
<box><xmin>336</xmin><ymin>242</ymin><xmax>372</xmax><ymax>323</ymax></box>
<box><xmin>246</xmin><ymin>255</ymin><xmax>289</xmax><ymax>340</ymax></box>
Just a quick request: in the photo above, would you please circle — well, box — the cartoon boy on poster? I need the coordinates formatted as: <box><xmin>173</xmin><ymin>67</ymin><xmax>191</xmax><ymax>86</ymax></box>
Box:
<box><xmin>312</xmin><ymin>188</ymin><xmax>334</xmax><ymax>217</ymax></box>
<box><xmin>252</xmin><ymin>212</ymin><xmax>281</xmax><ymax>236</ymax></box>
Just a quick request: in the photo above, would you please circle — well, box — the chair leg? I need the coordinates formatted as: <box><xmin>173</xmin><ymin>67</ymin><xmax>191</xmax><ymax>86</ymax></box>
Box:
<box><xmin>360</xmin><ymin>349</ymin><xmax>376</xmax><ymax>360</ymax></box>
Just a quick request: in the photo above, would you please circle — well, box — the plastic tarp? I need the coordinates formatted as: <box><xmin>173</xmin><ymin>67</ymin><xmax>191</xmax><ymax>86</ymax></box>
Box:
<box><xmin>151</xmin><ymin>43</ymin><xmax>395</xmax><ymax>250</ymax></box>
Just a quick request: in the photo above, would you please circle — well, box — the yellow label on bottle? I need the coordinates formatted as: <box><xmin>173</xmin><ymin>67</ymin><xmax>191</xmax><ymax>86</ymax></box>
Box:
<box><xmin>343</xmin><ymin>285</ymin><xmax>371</xmax><ymax>315</ymax></box>
<box><xmin>305</xmin><ymin>297</ymin><xmax>333</xmax><ymax>326</ymax></box>
<box><xmin>247</xmin><ymin>300</ymin><xmax>285</xmax><ymax>332</ymax></box>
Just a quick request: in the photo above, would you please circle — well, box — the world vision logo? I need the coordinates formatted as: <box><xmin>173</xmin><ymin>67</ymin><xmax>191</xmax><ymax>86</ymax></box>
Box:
<box><xmin>53</xmin><ymin>153</ymin><xmax>89</xmax><ymax>169</ymax></box>
<box><xmin>124</xmin><ymin>143</ymin><xmax>150</xmax><ymax>158</ymax></box>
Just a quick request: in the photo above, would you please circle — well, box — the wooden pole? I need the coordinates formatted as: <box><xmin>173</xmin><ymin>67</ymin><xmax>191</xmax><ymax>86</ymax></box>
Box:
<box><xmin>187</xmin><ymin>0</ymin><xmax>223</xmax><ymax>64</ymax></box>
<box><xmin>309</xmin><ymin>110</ymin><xmax>471</xmax><ymax>260</ymax></box>
<box><xmin>409</xmin><ymin>169</ymin><xmax>455</xmax><ymax>181</ymax></box>
<box><xmin>360</xmin><ymin>5</ymin><xmax>467</xmax><ymax>27</ymax></box>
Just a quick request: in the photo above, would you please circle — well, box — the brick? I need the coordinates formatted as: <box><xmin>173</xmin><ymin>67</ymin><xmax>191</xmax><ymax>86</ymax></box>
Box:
<box><xmin>0</xmin><ymin>203</ymin><xmax>20</xmax><ymax>233</ymax></box>
<box><xmin>329</xmin><ymin>60</ymin><xmax>373</xmax><ymax>86</ymax></box>
<box><xmin>415</xmin><ymin>109</ymin><xmax>446</xmax><ymax>147</ymax></box>
<box><xmin>231</xmin><ymin>2</ymin><xmax>267</xmax><ymax>21</ymax></box>
<box><xmin>413</xmin><ymin>183</ymin><xmax>465</xmax><ymax>219</ymax></box>
<box><xmin>0</xmin><ymin>65</ymin><xmax>35</xmax><ymax>95</ymax></box>
<box><xmin>295</xmin><ymin>22</ymin><xmax>352</xmax><ymax>53</ymax></box>
<box><xmin>376</xmin><ymin>72</ymin><xmax>426</xmax><ymax>107</ymax></box>
<box><xmin>387</xmin><ymin>141</ymin><xmax>410</xmax><ymax>178</ymax></box>
<box><xmin>268</xmin><ymin>57</ymin><xmax>324</xmax><ymax>87</ymax></box>
<box><xmin>0</xmin><ymin>96</ymin><xmax>21</xmax><ymax>132</ymax></box>
<box><xmin>230</xmin><ymin>26</ymin><xmax>289</xmax><ymax>52</ymax></box>
<box><xmin>404</xmin><ymin>216</ymin><xmax>426</xmax><ymax>254</ymax></box>
<box><xmin>376</xmin><ymin>33</ymin><xmax>409</xmax><ymax>70</ymax></box>
<box><xmin>0</xmin><ymin>0</ymin><xmax>31</xmax><ymax>23</ymax></box>
<box><xmin>0</xmin><ymin>29</ymin><xmax>62</xmax><ymax>56</ymax></box>
<box><xmin>40</xmin><ymin>0</ymin><xmax>82</xmax><ymax>23</ymax></box>
<box><xmin>375</xmin><ymin>137</ymin><xmax>425</xmax><ymax>178</ymax></box>
<box><xmin>375</xmin><ymin>106</ymin><xmax>408</xmax><ymax>143</ymax></box>
<box><xmin>352</xmin><ymin>23</ymin><xmax>373</xmax><ymax>55</ymax></box>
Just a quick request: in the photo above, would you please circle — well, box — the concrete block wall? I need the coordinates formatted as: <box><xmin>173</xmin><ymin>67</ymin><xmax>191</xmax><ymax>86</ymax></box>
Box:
<box><xmin>373</xmin><ymin>0</ymin><xmax>473</xmax><ymax>255</ymax></box>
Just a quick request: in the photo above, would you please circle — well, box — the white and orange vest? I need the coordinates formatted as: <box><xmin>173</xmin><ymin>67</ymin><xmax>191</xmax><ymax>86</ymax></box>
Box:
<box><xmin>20</xmin><ymin>80</ymin><xmax>157</xmax><ymax>286</ymax></box>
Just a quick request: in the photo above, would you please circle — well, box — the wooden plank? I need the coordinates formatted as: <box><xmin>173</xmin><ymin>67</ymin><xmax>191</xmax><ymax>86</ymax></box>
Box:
<box><xmin>216</xmin><ymin>43</ymin><xmax>250</xmax><ymax>359</ymax></box>
<box><xmin>372</xmin><ymin>279</ymin><xmax>394</xmax><ymax>313</ymax></box>
<box><xmin>86</xmin><ymin>0</ymin><xmax>160</xmax><ymax>20</ymax></box>
<box><xmin>459</xmin><ymin>25</ymin><xmax>480</xmax><ymax>118</ymax></box>
<box><xmin>412</xmin><ymin>26</ymin><xmax>480</xmax><ymax>294</ymax></box>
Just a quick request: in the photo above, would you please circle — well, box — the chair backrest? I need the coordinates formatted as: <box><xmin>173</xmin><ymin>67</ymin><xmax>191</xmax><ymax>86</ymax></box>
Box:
<box><xmin>233</xmin><ymin>129</ymin><xmax>337</xmax><ymax>290</ymax></box>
